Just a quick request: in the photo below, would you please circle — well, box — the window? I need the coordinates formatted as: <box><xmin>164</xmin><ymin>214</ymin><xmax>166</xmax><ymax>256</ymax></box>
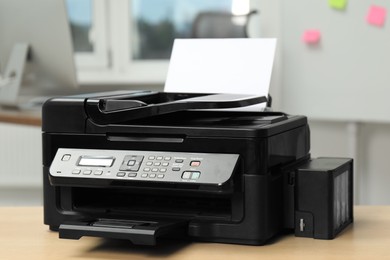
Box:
<box><xmin>66</xmin><ymin>0</ymin><xmax>261</xmax><ymax>84</ymax></box>
<box><xmin>66</xmin><ymin>0</ymin><xmax>108</xmax><ymax>69</ymax></box>
<box><xmin>130</xmin><ymin>0</ymin><xmax>234</xmax><ymax>60</ymax></box>
<box><xmin>67</xmin><ymin>0</ymin><xmax>93</xmax><ymax>52</ymax></box>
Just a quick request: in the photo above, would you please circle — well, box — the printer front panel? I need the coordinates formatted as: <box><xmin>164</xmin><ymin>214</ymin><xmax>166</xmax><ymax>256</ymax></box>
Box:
<box><xmin>42</xmin><ymin>121</ymin><xmax>309</xmax><ymax>245</ymax></box>
<box><xmin>42</xmin><ymin>132</ymin><xmax>251</xmax><ymax>229</ymax></box>
<box><xmin>49</xmin><ymin>148</ymin><xmax>239</xmax><ymax>186</ymax></box>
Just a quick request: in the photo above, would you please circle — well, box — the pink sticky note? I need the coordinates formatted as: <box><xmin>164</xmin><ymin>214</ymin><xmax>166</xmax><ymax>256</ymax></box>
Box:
<box><xmin>302</xmin><ymin>30</ymin><xmax>321</xmax><ymax>44</ymax></box>
<box><xmin>366</xmin><ymin>5</ymin><xmax>386</xmax><ymax>27</ymax></box>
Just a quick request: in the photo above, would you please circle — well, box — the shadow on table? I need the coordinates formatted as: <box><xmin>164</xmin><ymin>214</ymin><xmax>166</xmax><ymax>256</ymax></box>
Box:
<box><xmin>78</xmin><ymin>238</ymin><xmax>192</xmax><ymax>259</ymax></box>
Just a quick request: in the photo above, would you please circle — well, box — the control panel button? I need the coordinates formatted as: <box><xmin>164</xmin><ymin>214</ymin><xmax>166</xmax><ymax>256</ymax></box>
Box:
<box><xmin>146</xmin><ymin>162</ymin><xmax>153</xmax><ymax>166</ymax></box>
<box><xmin>190</xmin><ymin>161</ymin><xmax>201</xmax><ymax>167</ymax></box>
<box><xmin>141</xmin><ymin>173</ymin><xmax>148</xmax><ymax>178</ymax></box>
<box><xmin>120</xmin><ymin>155</ymin><xmax>144</xmax><ymax>172</ymax></box>
<box><xmin>156</xmin><ymin>156</ymin><xmax>163</xmax><ymax>160</ymax></box>
<box><xmin>128</xmin><ymin>173</ymin><xmax>137</xmax><ymax>177</ymax></box>
<box><xmin>175</xmin><ymin>159</ymin><xmax>184</xmax><ymax>163</ymax></box>
<box><xmin>172</xmin><ymin>167</ymin><xmax>181</xmax><ymax>171</ymax></box>
<box><xmin>154</xmin><ymin>162</ymin><xmax>161</xmax><ymax>166</ymax></box>
<box><xmin>94</xmin><ymin>170</ymin><xmax>103</xmax><ymax>175</ymax></box>
<box><xmin>117</xmin><ymin>172</ymin><xmax>126</xmax><ymax>177</ymax></box>
<box><xmin>164</xmin><ymin>157</ymin><xmax>171</xmax><ymax>161</ymax></box>
<box><xmin>72</xmin><ymin>169</ymin><xmax>81</xmax><ymax>175</ymax></box>
<box><xmin>162</xmin><ymin>162</ymin><xmax>169</xmax><ymax>167</ymax></box>
<box><xmin>149</xmin><ymin>173</ymin><xmax>156</xmax><ymax>178</ymax></box>
<box><xmin>143</xmin><ymin>168</ymin><xmax>150</xmax><ymax>172</ymax></box>
<box><xmin>61</xmin><ymin>154</ymin><xmax>71</xmax><ymax>161</ymax></box>
<box><xmin>151</xmin><ymin>168</ymin><xmax>158</xmax><ymax>172</ymax></box>
<box><xmin>148</xmin><ymin>156</ymin><xmax>155</xmax><ymax>160</ymax></box>
<box><xmin>160</xmin><ymin>168</ymin><xmax>167</xmax><ymax>173</ymax></box>
<box><xmin>127</xmin><ymin>160</ymin><xmax>136</xmax><ymax>166</ymax></box>
<box><xmin>157</xmin><ymin>174</ymin><xmax>165</xmax><ymax>179</ymax></box>
<box><xmin>191</xmin><ymin>171</ymin><xmax>201</xmax><ymax>180</ymax></box>
<box><xmin>182</xmin><ymin>171</ymin><xmax>192</xmax><ymax>179</ymax></box>
<box><xmin>83</xmin><ymin>170</ymin><xmax>92</xmax><ymax>175</ymax></box>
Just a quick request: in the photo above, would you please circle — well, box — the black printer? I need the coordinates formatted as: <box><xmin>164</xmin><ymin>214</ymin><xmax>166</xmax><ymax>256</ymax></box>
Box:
<box><xmin>42</xmin><ymin>91</ymin><xmax>353</xmax><ymax>246</ymax></box>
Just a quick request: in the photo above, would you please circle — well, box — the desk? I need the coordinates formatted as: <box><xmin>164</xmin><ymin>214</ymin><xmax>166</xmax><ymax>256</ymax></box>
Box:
<box><xmin>0</xmin><ymin>206</ymin><xmax>389</xmax><ymax>259</ymax></box>
<box><xmin>0</xmin><ymin>109</ymin><xmax>41</xmax><ymax>126</ymax></box>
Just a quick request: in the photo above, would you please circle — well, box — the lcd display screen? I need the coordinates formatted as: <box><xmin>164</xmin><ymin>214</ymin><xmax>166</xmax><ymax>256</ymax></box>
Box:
<box><xmin>78</xmin><ymin>157</ymin><xmax>114</xmax><ymax>167</ymax></box>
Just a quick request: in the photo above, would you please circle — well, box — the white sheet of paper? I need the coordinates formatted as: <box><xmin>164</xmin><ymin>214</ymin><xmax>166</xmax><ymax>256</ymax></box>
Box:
<box><xmin>164</xmin><ymin>38</ymin><xmax>277</xmax><ymax>110</ymax></box>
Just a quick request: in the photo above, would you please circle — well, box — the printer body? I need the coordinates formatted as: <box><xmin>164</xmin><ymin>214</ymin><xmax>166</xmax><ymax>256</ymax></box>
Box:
<box><xmin>42</xmin><ymin>91</ymin><xmax>353</xmax><ymax>246</ymax></box>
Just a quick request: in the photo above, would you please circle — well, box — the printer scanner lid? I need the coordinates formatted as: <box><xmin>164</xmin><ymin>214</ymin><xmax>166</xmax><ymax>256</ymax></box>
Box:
<box><xmin>42</xmin><ymin>91</ymin><xmax>305</xmax><ymax>137</ymax></box>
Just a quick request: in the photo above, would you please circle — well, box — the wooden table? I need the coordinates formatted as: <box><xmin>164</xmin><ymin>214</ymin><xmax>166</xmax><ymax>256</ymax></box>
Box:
<box><xmin>0</xmin><ymin>206</ymin><xmax>389</xmax><ymax>259</ymax></box>
<box><xmin>0</xmin><ymin>109</ymin><xmax>41</xmax><ymax>126</ymax></box>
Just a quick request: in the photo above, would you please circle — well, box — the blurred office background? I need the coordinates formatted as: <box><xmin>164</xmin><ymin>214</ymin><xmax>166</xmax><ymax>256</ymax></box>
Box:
<box><xmin>1</xmin><ymin>0</ymin><xmax>389</xmax><ymax>205</ymax></box>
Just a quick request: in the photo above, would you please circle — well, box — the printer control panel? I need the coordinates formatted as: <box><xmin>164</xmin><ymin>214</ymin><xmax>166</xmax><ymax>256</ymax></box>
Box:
<box><xmin>49</xmin><ymin>148</ymin><xmax>239</xmax><ymax>185</ymax></box>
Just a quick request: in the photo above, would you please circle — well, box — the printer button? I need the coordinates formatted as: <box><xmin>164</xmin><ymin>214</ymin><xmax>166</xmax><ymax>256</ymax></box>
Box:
<box><xmin>72</xmin><ymin>169</ymin><xmax>81</xmax><ymax>175</ymax></box>
<box><xmin>164</xmin><ymin>157</ymin><xmax>171</xmax><ymax>161</ymax></box>
<box><xmin>146</xmin><ymin>162</ymin><xmax>153</xmax><ymax>166</ymax></box>
<box><xmin>117</xmin><ymin>172</ymin><xmax>126</xmax><ymax>177</ymax></box>
<box><xmin>154</xmin><ymin>162</ymin><xmax>161</xmax><ymax>166</ymax></box>
<box><xmin>191</xmin><ymin>171</ymin><xmax>201</xmax><ymax>180</ymax></box>
<box><xmin>128</xmin><ymin>173</ymin><xmax>137</xmax><ymax>177</ymax></box>
<box><xmin>190</xmin><ymin>161</ymin><xmax>201</xmax><ymax>167</ymax></box>
<box><xmin>149</xmin><ymin>173</ymin><xmax>156</xmax><ymax>178</ymax></box>
<box><xmin>162</xmin><ymin>162</ymin><xmax>169</xmax><ymax>167</ymax></box>
<box><xmin>160</xmin><ymin>168</ymin><xmax>167</xmax><ymax>173</ymax></box>
<box><xmin>61</xmin><ymin>154</ymin><xmax>71</xmax><ymax>161</ymax></box>
<box><xmin>156</xmin><ymin>156</ymin><xmax>163</xmax><ymax>160</ymax></box>
<box><xmin>157</xmin><ymin>174</ymin><xmax>165</xmax><ymax>179</ymax></box>
<box><xmin>83</xmin><ymin>170</ymin><xmax>92</xmax><ymax>175</ymax></box>
<box><xmin>175</xmin><ymin>159</ymin><xmax>184</xmax><ymax>163</ymax></box>
<box><xmin>94</xmin><ymin>170</ymin><xmax>103</xmax><ymax>175</ymax></box>
<box><xmin>148</xmin><ymin>156</ymin><xmax>155</xmax><ymax>160</ymax></box>
<box><xmin>182</xmin><ymin>171</ymin><xmax>191</xmax><ymax>179</ymax></box>
<box><xmin>127</xmin><ymin>160</ymin><xmax>136</xmax><ymax>166</ymax></box>
<box><xmin>129</xmin><ymin>164</ymin><xmax>141</xmax><ymax>172</ymax></box>
<box><xmin>143</xmin><ymin>167</ymin><xmax>151</xmax><ymax>172</ymax></box>
<box><xmin>141</xmin><ymin>173</ymin><xmax>148</xmax><ymax>178</ymax></box>
<box><xmin>172</xmin><ymin>167</ymin><xmax>181</xmax><ymax>171</ymax></box>
<box><xmin>151</xmin><ymin>168</ymin><xmax>158</xmax><ymax>172</ymax></box>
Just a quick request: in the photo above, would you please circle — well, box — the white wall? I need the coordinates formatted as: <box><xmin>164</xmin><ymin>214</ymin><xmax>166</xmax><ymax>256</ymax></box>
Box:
<box><xmin>355</xmin><ymin>123</ymin><xmax>390</xmax><ymax>204</ymax></box>
<box><xmin>259</xmin><ymin>0</ymin><xmax>390</xmax><ymax>205</ymax></box>
<box><xmin>0</xmin><ymin>123</ymin><xmax>42</xmax><ymax>206</ymax></box>
<box><xmin>309</xmin><ymin>121</ymin><xmax>390</xmax><ymax>205</ymax></box>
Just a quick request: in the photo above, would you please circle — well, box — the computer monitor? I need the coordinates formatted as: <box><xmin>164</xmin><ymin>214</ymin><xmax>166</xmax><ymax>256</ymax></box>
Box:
<box><xmin>0</xmin><ymin>0</ymin><xmax>77</xmax><ymax>108</ymax></box>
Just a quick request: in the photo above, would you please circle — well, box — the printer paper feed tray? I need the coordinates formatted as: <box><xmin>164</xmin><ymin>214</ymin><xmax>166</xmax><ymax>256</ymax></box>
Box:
<box><xmin>59</xmin><ymin>218</ymin><xmax>188</xmax><ymax>245</ymax></box>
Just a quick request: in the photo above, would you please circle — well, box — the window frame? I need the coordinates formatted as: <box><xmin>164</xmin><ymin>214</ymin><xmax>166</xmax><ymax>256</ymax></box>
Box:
<box><xmin>109</xmin><ymin>0</ymin><xmax>169</xmax><ymax>83</ymax></box>
<box><xmin>72</xmin><ymin>0</ymin><xmax>109</xmax><ymax>70</ymax></box>
<box><xmin>75</xmin><ymin>0</ymin><xmax>262</xmax><ymax>85</ymax></box>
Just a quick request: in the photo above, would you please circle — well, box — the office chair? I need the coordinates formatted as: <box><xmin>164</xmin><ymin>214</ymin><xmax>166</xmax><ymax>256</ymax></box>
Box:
<box><xmin>191</xmin><ymin>10</ymin><xmax>257</xmax><ymax>38</ymax></box>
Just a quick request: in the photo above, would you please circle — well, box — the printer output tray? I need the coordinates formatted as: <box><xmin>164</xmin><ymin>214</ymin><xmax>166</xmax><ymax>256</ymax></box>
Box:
<box><xmin>59</xmin><ymin>218</ymin><xmax>188</xmax><ymax>246</ymax></box>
